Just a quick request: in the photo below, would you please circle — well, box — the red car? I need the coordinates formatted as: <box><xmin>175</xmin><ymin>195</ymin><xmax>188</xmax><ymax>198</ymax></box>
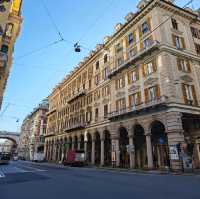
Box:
<box><xmin>63</xmin><ymin>150</ymin><xmax>85</xmax><ymax>167</ymax></box>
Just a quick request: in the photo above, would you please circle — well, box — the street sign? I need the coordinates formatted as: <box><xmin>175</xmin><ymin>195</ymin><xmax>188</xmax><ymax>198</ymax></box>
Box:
<box><xmin>126</xmin><ymin>145</ymin><xmax>135</xmax><ymax>153</ymax></box>
<box><xmin>169</xmin><ymin>145</ymin><xmax>179</xmax><ymax>160</ymax></box>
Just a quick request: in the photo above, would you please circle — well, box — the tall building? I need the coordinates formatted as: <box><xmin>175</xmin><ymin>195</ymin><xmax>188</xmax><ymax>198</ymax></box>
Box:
<box><xmin>19</xmin><ymin>99</ymin><xmax>49</xmax><ymax>160</ymax></box>
<box><xmin>0</xmin><ymin>0</ymin><xmax>23</xmax><ymax>109</ymax></box>
<box><xmin>45</xmin><ymin>0</ymin><xmax>200</xmax><ymax>171</ymax></box>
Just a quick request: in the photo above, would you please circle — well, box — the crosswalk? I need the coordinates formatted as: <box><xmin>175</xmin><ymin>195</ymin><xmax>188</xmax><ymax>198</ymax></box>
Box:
<box><xmin>0</xmin><ymin>161</ymin><xmax>46</xmax><ymax>178</ymax></box>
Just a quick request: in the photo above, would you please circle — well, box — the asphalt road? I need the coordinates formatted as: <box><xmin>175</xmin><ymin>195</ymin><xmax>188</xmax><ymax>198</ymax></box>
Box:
<box><xmin>0</xmin><ymin>161</ymin><xmax>200</xmax><ymax>199</ymax></box>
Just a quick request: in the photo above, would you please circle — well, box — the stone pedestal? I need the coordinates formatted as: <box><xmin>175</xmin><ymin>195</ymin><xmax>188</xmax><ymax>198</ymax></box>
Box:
<box><xmin>100</xmin><ymin>139</ymin><xmax>105</xmax><ymax>166</ymax></box>
<box><xmin>92</xmin><ymin>141</ymin><xmax>95</xmax><ymax>165</ymax></box>
<box><xmin>146</xmin><ymin>134</ymin><xmax>153</xmax><ymax>169</ymax></box>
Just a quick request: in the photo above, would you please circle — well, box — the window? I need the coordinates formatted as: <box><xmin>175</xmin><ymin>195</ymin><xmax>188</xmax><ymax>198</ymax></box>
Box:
<box><xmin>95</xmin><ymin>108</ymin><xmax>99</xmax><ymax>120</ymax></box>
<box><xmin>128</xmin><ymin>69</ymin><xmax>139</xmax><ymax>84</ymax></box>
<box><xmin>102</xmin><ymin>67</ymin><xmax>108</xmax><ymax>80</ymax></box>
<box><xmin>128</xmin><ymin>47</ymin><xmax>137</xmax><ymax>58</ymax></box>
<box><xmin>143</xmin><ymin>38</ymin><xmax>152</xmax><ymax>49</ymax></box>
<box><xmin>142</xmin><ymin>22</ymin><xmax>149</xmax><ymax>34</ymax></box>
<box><xmin>143</xmin><ymin>60</ymin><xmax>157</xmax><ymax>77</ymax></box>
<box><xmin>96</xmin><ymin>61</ymin><xmax>100</xmax><ymax>70</ymax></box>
<box><xmin>5</xmin><ymin>23</ymin><xmax>13</xmax><ymax>37</ymax></box>
<box><xmin>195</xmin><ymin>43</ymin><xmax>200</xmax><ymax>55</ymax></box>
<box><xmin>117</xmin><ymin>57</ymin><xmax>123</xmax><ymax>66</ymax></box>
<box><xmin>102</xmin><ymin>85</ymin><xmax>110</xmax><ymax>97</ymax></box>
<box><xmin>129</xmin><ymin>92</ymin><xmax>141</xmax><ymax>107</ymax></box>
<box><xmin>1</xmin><ymin>44</ymin><xmax>8</xmax><ymax>54</ymax></box>
<box><xmin>115</xmin><ymin>43</ymin><xmax>123</xmax><ymax>53</ymax></box>
<box><xmin>182</xmin><ymin>84</ymin><xmax>197</xmax><ymax>105</ymax></box>
<box><xmin>116</xmin><ymin>98</ymin><xmax>126</xmax><ymax>111</ymax></box>
<box><xmin>95</xmin><ymin>74</ymin><xmax>100</xmax><ymax>85</ymax></box>
<box><xmin>171</xmin><ymin>18</ymin><xmax>178</xmax><ymax>30</ymax></box>
<box><xmin>104</xmin><ymin>104</ymin><xmax>108</xmax><ymax>117</ymax></box>
<box><xmin>116</xmin><ymin>77</ymin><xmax>125</xmax><ymax>90</ymax></box>
<box><xmin>145</xmin><ymin>85</ymin><xmax>160</xmax><ymax>103</ymax></box>
<box><xmin>172</xmin><ymin>34</ymin><xmax>185</xmax><ymax>49</ymax></box>
<box><xmin>88</xmin><ymin>79</ymin><xmax>92</xmax><ymax>90</ymax></box>
<box><xmin>177</xmin><ymin>58</ymin><xmax>191</xmax><ymax>72</ymax></box>
<box><xmin>104</xmin><ymin>54</ymin><xmax>108</xmax><ymax>63</ymax></box>
<box><xmin>128</xmin><ymin>33</ymin><xmax>134</xmax><ymax>45</ymax></box>
<box><xmin>191</xmin><ymin>27</ymin><xmax>200</xmax><ymax>39</ymax></box>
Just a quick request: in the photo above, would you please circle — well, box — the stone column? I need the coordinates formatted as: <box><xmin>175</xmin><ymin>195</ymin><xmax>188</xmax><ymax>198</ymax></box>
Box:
<box><xmin>91</xmin><ymin>138</ymin><xmax>95</xmax><ymax>165</ymax></box>
<box><xmin>84</xmin><ymin>141</ymin><xmax>87</xmax><ymax>162</ymax></box>
<box><xmin>129</xmin><ymin>136</ymin><xmax>135</xmax><ymax>169</ymax></box>
<box><xmin>115</xmin><ymin>139</ymin><xmax>120</xmax><ymax>167</ymax></box>
<box><xmin>100</xmin><ymin>138</ymin><xmax>105</xmax><ymax>166</ymax></box>
<box><xmin>146</xmin><ymin>133</ymin><xmax>153</xmax><ymax>169</ymax></box>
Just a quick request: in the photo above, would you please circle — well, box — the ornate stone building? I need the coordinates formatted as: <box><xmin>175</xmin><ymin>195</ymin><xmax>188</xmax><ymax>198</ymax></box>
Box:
<box><xmin>19</xmin><ymin>100</ymin><xmax>49</xmax><ymax>160</ymax></box>
<box><xmin>45</xmin><ymin>0</ymin><xmax>200</xmax><ymax>171</ymax></box>
<box><xmin>0</xmin><ymin>0</ymin><xmax>23</xmax><ymax>109</ymax></box>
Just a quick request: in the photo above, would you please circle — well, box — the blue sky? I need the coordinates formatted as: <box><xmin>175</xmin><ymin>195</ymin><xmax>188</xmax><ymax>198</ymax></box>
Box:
<box><xmin>0</xmin><ymin>0</ymin><xmax>199</xmax><ymax>133</ymax></box>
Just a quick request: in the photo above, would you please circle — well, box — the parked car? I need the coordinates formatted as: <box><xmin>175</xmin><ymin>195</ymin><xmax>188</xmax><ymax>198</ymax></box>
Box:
<box><xmin>63</xmin><ymin>150</ymin><xmax>85</xmax><ymax>167</ymax></box>
<box><xmin>0</xmin><ymin>152</ymin><xmax>11</xmax><ymax>164</ymax></box>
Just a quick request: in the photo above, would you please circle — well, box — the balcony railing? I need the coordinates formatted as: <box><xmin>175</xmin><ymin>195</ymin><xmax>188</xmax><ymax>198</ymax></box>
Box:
<box><xmin>67</xmin><ymin>89</ymin><xmax>86</xmax><ymax>103</ymax></box>
<box><xmin>108</xmin><ymin>96</ymin><xmax>168</xmax><ymax>119</ymax></box>
<box><xmin>64</xmin><ymin>122</ymin><xmax>86</xmax><ymax>132</ymax></box>
<box><xmin>108</xmin><ymin>40</ymin><xmax>160</xmax><ymax>78</ymax></box>
<box><xmin>0</xmin><ymin>52</ymin><xmax>8</xmax><ymax>68</ymax></box>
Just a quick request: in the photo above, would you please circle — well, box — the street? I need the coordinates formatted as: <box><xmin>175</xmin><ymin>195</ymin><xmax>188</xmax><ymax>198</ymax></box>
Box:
<box><xmin>0</xmin><ymin>161</ymin><xmax>199</xmax><ymax>199</ymax></box>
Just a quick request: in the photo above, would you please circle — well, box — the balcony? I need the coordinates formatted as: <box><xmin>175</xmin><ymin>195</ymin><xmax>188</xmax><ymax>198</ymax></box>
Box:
<box><xmin>108</xmin><ymin>96</ymin><xmax>168</xmax><ymax>119</ymax></box>
<box><xmin>64</xmin><ymin>122</ymin><xmax>86</xmax><ymax>132</ymax></box>
<box><xmin>0</xmin><ymin>52</ymin><xmax>8</xmax><ymax>68</ymax></box>
<box><xmin>108</xmin><ymin>40</ymin><xmax>160</xmax><ymax>78</ymax></box>
<box><xmin>67</xmin><ymin>89</ymin><xmax>86</xmax><ymax>103</ymax></box>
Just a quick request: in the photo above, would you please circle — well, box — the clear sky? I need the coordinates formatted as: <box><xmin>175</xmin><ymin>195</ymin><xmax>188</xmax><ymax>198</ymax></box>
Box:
<box><xmin>0</xmin><ymin>0</ymin><xmax>199</xmax><ymax>133</ymax></box>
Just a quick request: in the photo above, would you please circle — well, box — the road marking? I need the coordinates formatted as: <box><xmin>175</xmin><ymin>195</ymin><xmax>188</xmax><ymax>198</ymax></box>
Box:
<box><xmin>0</xmin><ymin>171</ymin><xmax>5</xmax><ymax>178</ymax></box>
<box><xmin>15</xmin><ymin>164</ymin><xmax>46</xmax><ymax>172</ymax></box>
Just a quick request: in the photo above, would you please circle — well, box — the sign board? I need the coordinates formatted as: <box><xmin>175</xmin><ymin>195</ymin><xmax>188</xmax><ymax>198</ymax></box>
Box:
<box><xmin>126</xmin><ymin>145</ymin><xmax>135</xmax><ymax>153</ymax></box>
<box><xmin>169</xmin><ymin>145</ymin><xmax>179</xmax><ymax>160</ymax></box>
<box><xmin>112</xmin><ymin>151</ymin><xmax>116</xmax><ymax>162</ymax></box>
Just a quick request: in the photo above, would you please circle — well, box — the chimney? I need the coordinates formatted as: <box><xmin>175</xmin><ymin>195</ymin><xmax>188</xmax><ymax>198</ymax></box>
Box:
<box><xmin>115</xmin><ymin>23</ymin><xmax>123</xmax><ymax>32</ymax></box>
<box><xmin>125</xmin><ymin>12</ymin><xmax>135</xmax><ymax>22</ymax></box>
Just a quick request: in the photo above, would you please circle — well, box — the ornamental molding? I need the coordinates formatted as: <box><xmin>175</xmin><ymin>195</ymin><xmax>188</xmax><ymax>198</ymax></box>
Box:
<box><xmin>180</xmin><ymin>75</ymin><xmax>193</xmax><ymax>82</ymax></box>
<box><xmin>128</xmin><ymin>85</ymin><xmax>140</xmax><ymax>93</ymax></box>
<box><xmin>144</xmin><ymin>77</ymin><xmax>158</xmax><ymax>86</ymax></box>
<box><xmin>116</xmin><ymin>91</ymin><xmax>125</xmax><ymax>98</ymax></box>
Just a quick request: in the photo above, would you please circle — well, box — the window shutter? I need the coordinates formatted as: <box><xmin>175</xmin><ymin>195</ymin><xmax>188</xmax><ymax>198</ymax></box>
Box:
<box><xmin>138</xmin><ymin>92</ymin><xmax>141</xmax><ymax>104</ymax></box>
<box><xmin>181</xmin><ymin>37</ymin><xmax>186</xmax><ymax>49</ymax></box>
<box><xmin>144</xmin><ymin>88</ymin><xmax>149</xmax><ymax>103</ymax></box>
<box><xmin>142</xmin><ymin>64</ymin><xmax>146</xmax><ymax>77</ymax></box>
<box><xmin>128</xmin><ymin>72</ymin><xmax>131</xmax><ymax>84</ymax></box>
<box><xmin>181</xmin><ymin>84</ymin><xmax>187</xmax><ymax>104</ymax></box>
<box><xmin>125</xmin><ymin>36</ymin><xmax>129</xmax><ymax>47</ymax></box>
<box><xmin>136</xmin><ymin>68</ymin><xmax>140</xmax><ymax>81</ymax></box>
<box><xmin>156</xmin><ymin>85</ymin><xmax>161</xmax><ymax>98</ymax></box>
<box><xmin>172</xmin><ymin>34</ymin><xmax>176</xmax><ymax>46</ymax></box>
<box><xmin>147</xmin><ymin>17</ymin><xmax>151</xmax><ymax>31</ymax></box>
<box><xmin>177</xmin><ymin>58</ymin><xmax>182</xmax><ymax>71</ymax></box>
<box><xmin>152</xmin><ymin>59</ymin><xmax>157</xmax><ymax>72</ymax></box>
<box><xmin>129</xmin><ymin>95</ymin><xmax>132</xmax><ymax>107</ymax></box>
<box><xmin>192</xmin><ymin>85</ymin><xmax>198</xmax><ymax>106</ymax></box>
<box><xmin>115</xmin><ymin>80</ymin><xmax>118</xmax><ymax>90</ymax></box>
<box><xmin>186</xmin><ymin>60</ymin><xmax>191</xmax><ymax>73</ymax></box>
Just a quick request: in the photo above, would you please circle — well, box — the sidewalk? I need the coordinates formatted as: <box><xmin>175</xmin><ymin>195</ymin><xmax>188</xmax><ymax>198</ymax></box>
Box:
<box><xmin>23</xmin><ymin>160</ymin><xmax>200</xmax><ymax>176</ymax></box>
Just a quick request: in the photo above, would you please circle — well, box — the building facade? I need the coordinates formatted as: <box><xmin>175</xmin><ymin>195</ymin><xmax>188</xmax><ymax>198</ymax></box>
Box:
<box><xmin>45</xmin><ymin>0</ymin><xmax>200</xmax><ymax>171</ymax></box>
<box><xmin>19</xmin><ymin>100</ymin><xmax>49</xmax><ymax>160</ymax></box>
<box><xmin>0</xmin><ymin>0</ymin><xmax>23</xmax><ymax>109</ymax></box>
